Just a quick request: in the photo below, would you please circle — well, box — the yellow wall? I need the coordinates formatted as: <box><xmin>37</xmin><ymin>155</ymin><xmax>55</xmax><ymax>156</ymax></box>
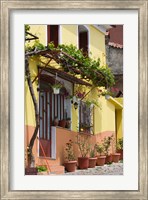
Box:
<box><xmin>61</xmin><ymin>25</ymin><xmax>77</xmax><ymax>45</ymax></box>
<box><xmin>29</xmin><ymin>25</ymin><xmax>47</xmax><ymax>45</ymax></box>
<box><xmin>114</xmin><ymin>98</ymin><xmax>123</xmax><ymax>139</ymax></box>
<box><xmin>116</xmin><ymin>109</ymin><xmax>123</xmax><ymax>139</ymax></box>
<box><xmin>88</xmin><ymin>25</ymin><xmax>106</xmax><ymax>65</ymax></box>
<box><xmin>25</xmin><ymin>58</ymin><xmax>39</xmax><ymax>126</ymax></box>
<box><xmin>94</xmin><ymin>96</ymin><xmax>115</xmax><ymax>134</ymax></box>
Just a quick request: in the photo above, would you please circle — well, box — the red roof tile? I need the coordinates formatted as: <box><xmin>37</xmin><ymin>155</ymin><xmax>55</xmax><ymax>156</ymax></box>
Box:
<box><xmin>108</xmin><ymin>25</ymin><xmax>123</xmax><ymax>48</ymax></box>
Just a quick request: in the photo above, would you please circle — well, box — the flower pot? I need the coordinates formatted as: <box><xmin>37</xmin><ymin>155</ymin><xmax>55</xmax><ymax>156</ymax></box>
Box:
<box><xmin>53</xmin><ymin>117</ymin><xmax>59</xmax><ymax>126</ymax></box>
<box><xmin>112</xmin><ymin>153</ymin><xmax>121</xmax><ymax>163</ymax></box>
<box><xmin>53</xmin><ymin>88</ymin><xmax>60</xmax><ymax>94</ymax></box>
<box><xmin>25</xmin><ymin>167</ymin><xmax>38</xmax><ymax>175</ymax></box>
<box><xmin>117</xmin><ymin>149</ymin><xmax>123</xmax><ymax>160</ymax></box>
<box><xmin>96</xmin><ymin>156</ymin><xmax>106</xmax><ymax>166</ymax></box>
<box><xmin>37</xmin><ymin>171</ymin><xmax>49</xmax><ymax>175</ymax></box>
<box><xmin>78</xmin><ymin>157</ymin><xmax>89</xmax><ymax>169</ymax></box>
<box><xmin>65</xmin><ymin>118</ymin><xmax>71</xmax><ymax>129</ymax></box>
<box><xmin>89</xmin><ymin>157</ymin><xmax>97</xmax><ymax>168</ymax></box>
<box><xmin>105</xmin><ymin>154</ymin><xmax>112</xmax><ymax>164</ymax></box>
<box><xmin>59</xmin><ymin>120</ymin><xmax>66</xmax><ymax>128</ymax></box>
<box><xmin>64</xmin><ymin>160</ymin><xmax>77</xmax><ymax>172</ymax></box>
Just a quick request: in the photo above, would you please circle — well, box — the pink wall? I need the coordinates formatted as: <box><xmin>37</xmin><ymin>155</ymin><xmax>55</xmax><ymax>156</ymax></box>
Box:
<box><xmin>25</xmin><ymin>125</ymin><xmax>115</xmax><ymax>167</ymax></box>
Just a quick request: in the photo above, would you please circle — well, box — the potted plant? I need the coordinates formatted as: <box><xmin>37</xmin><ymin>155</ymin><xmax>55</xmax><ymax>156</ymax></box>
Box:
<box><xmin>85</xmin><ymin>99</ymin><xmax>101</xmax><ymax>109</ymax></box>
<box><xmin>52</xmin><ymin>116</ymin><xmax>59</xmax><ymax>126</ymax></box>
<box><xmin>75</xmin><ymin>91</ymin><xmax>86</xmax><ymax>101</ymax></box>
<box><xmin>116</xmin><ymin>137</ymin><xmax>123</xmax><ymax>160</ymax></box>
<box><xmin>79</xmin><ymin>123</ymin><xmax>93</xmax><ymax>134</ymax></box>
<box><xmin>95</xmin><ymin>143</ymin><xmax>106</xmax><ymax>166</ymax></box>
<box><xmin>64</xmin><ymin>140</ymin><xmax>77</xmax><ymax>172</ymax></box>
<box><xmin>111</xmin><ymin>137</ymin><xmax>121</xmax><ymax>163</ymax></box>
<box><xmin>59</xmin><ymin>118</ymin><xmax>66</xmax><ymax>128</ymax></box>
<box><xmin>65</xmin><ymin>117</ymin><xmax>71</xmax><ymax>129</ymax></box>
<box><xmin>88</xmin><ymin>146</ymin><xmax>97</xmax><ymax>168</ymax></box>
<box><xmin>52</xmin><ymin>81</ymin><xmax>63</xmax><ymax>94</ymax></box>
<box><xmin>103</xmin><ymin>135</ymin><xmax>113</xmax><ymax>164</ymax></box>
<box><xmin>76</xmin><ymin>134</ymin><xmax>90</xmax><ymax>169</ymax></box>
<box><xmin>36</xmin><ymin>165</ymin><xmax>48</xmax><ymax>175</ymax></box>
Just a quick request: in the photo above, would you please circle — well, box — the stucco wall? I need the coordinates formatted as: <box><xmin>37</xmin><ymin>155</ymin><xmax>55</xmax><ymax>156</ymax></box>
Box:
<box><xmin>106</xmin><ymin>46</ymin><xmax>123</xmax><ymax>75</ymax></box>
<box><xmin>25</xmin><ymin>58</ymin><xmax>39</xmax><ymax>126</ymax></box>
<box><xmin>25</xmin><ymin>125</ymin><xmax>115</xmax><ymax>167</ymax></box>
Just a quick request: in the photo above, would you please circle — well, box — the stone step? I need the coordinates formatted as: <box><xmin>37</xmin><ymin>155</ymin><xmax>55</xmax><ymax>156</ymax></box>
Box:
<box><xmin>49</xmin><ymin>165</ymin><xmax>65</xmax><ymax>175</ymax></box>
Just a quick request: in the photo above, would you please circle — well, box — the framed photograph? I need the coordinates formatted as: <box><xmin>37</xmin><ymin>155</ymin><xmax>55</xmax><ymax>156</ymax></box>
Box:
<box><xmin>0</xmin><ymin>0</ymin><xmax>147</xmax><ymax>199</ymax></box>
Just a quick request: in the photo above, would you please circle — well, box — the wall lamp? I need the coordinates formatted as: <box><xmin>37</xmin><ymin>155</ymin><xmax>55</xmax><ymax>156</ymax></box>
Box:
<box><xmin>74</xmin><ymin>102</ymin><xmax>78</xmax><ymax>110</ymax></box>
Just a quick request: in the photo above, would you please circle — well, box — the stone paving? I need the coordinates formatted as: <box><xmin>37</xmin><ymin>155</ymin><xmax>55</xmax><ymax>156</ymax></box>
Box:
<box><xmin>64</xmin><ymin>162</ymin><xmax>123</xmax><ymax>175</ymax></box>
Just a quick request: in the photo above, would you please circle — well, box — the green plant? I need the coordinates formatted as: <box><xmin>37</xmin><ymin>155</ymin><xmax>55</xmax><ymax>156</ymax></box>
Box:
<box><xmin>103</xmin><ymin>135</ymin><xmax>113</xmax><ymax>155</ymax></box>
<box><xmin>76</xmin><ymin>134</ymin><xmax>91</xmax><ymax>157</ymax></box>
<box><xmin>117</xmin><ymin>138</ymin><xmax>123</xmax><ymax>150</ymax></box>
<box><xmin>48</xmin><ymin>43</ymin><xmax>115</xmax><ymax>87</ymax></box>
<box><xmin>65</xmin><ymin>140</ymin><xmax>75</xmax><ymax>161</ymax></box>
<box><xmin>36</xmin><ymin>165</ymin><xmax>47</xmax><ymax>172</ymax></box>
<box><xmin>25</xmin><ymin>41</ymin><xmax>115</xmax><ymax>88</ymax></box>
<box><xmin>85</xmin><ymin>99</ymin><xmax>101</xmax><ymax>109</ymax></box>
<box><xmin>79</xmin><ymin>123</ymin><xmax>93</xmax><ymax>132</ymax></box>
<box><xmin>89</xmin><ymin>146</ymin><xmax>96</xmax><ymax>158</ymax></box>
<box><xmin>95</xmin><ymin>143</ymin><xmax>104</xmax><ymax>156</ymax></box>
<box><xmin>52</xmin><ymin>82</ymin><xmax>63</xmax><ymax>89</ymax></box>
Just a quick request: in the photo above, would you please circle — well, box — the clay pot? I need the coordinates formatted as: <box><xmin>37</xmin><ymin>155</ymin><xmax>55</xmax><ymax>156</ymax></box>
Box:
<box><xmin>64</xmin><ymin>161</ymin><xmax>77</xmax><ymax>172</ymax></box>
<box><xmin>65</xmin><ymin>118</ymin><xmax>71</xmax><ymax>129</ymax></box>
<box><xmin>112</xmin><ymin>153</ymin><xmax>121</xmax><ymax>163</ymax></box>
<box><xmin>117</xmin><ymin>149</ymin><xmax>123</xmax><ymax>160</ymax></box>
<box><xmin>89</xmin><ymin>157</ymin><xmax>97</xmax><ymax>168</ymax></box>
<box><xmin>53</xmin><ymin>117</ymin><xmax>59</xmax><ymax>126</ymax></box>
<box><xmin>25</xmin><ymin>167</ymin><xmax>38</xmax><ymax>175</ymax></box>
<box><xmin>59</xmin><ymin>120</ymin><xmax>66</xmax><ymax>128</ymax></box>
<box><xmin>96</xmin><ymin>156</ymin><xmax>106</xmax><ymax>166</ymax></box>
<box><xmin>105</xmin><ymin>154</ymin><xmax>112</xmax><ymax>164</ymax></box>
<box><xmin>78</xmin><ymin>157</ymin><xmax>89</xmax><ymax>169</ymax></box>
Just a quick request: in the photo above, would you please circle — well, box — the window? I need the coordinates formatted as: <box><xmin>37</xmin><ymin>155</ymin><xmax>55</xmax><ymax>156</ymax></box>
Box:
<box><xmin>47</xmin><ymin>25</ymin><xmax>59</xmax><ymax>47</ymax></box>
<box><xmin>79</xmin><ymin>101</ymin><xmax>93</xmax><ymax>134</ymax></box>
<box><xmin>78</xmin><ymin>25</ymin><xmax>89</xmax><ymax>56</ymax></box>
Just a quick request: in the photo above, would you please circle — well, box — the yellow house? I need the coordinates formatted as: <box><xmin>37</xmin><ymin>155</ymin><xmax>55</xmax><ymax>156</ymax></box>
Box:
<box><xmin>25</xmin><ymin>25</ymin><xmax>123</xmax><ymax>174</ymax></box>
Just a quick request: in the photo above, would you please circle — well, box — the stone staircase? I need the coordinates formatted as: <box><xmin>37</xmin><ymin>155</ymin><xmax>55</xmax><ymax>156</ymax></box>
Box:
<box><xmin>49</xmin><ymin>165</ymin><xmax>65</xmax><ymax>175</ymax></box>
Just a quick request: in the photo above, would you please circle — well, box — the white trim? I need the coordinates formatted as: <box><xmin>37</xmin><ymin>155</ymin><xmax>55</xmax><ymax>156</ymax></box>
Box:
<box><xmin>76</xmin><ymin>25</ymin><xmax>78</xmax><ymax>48</ymax></box>
<box><xmin>37</xmin><ymin>131</ymin><xmax>40</xmax><ymax>157</ymax></box>
<box><xmin>51</xmin><ymin>126</ymin><xmax>56</xmax><ymax>159</ymax></box>
<box><xmin>93</xmin><ymin>25</ymin><xmax>112</xmax><ymax>34</ymax></box>
<box><xmin>45</xmin><ymin>25</ymin><xmax>47</xmax><ymax>45</ymax></box>
<box><xmin>77</xmin><ymin>25</ymin><xmax>90</xmax><ymax>56</ymax></box>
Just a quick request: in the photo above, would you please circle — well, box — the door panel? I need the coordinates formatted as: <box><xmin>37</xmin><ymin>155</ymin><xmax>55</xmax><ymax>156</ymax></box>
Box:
<box><xmin>39</xmin><ymin>91</ymin><xmax>51</xmax><ymax>157</ymax></box>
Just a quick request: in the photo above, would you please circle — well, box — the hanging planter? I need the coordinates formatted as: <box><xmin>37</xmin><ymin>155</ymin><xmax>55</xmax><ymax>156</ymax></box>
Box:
<box><xmin>53</xmin><ymin>87</ymin><xmax>60</xmax><ymax>94</ymax></box>
<box><xmin>52</xmin><ymin>82</ymin><xmax>63</xmax><ymax>95</ymax></box>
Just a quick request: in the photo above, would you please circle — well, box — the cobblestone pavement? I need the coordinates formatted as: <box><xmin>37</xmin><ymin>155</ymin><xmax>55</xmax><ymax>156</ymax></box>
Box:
<box><xmin>64</xmin><ymin>162</ymin><xmax>123</xmax><ymax>175</ymax></box>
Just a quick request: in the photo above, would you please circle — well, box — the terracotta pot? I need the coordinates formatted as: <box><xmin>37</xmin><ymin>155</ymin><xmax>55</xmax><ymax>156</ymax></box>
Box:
<box><xmin>53</xmin><ymin>117</ymin><xmax>59</xmax><ymax>126</ymax></box>
<box><xmin>89</xmin><ymin>157</ymin><xmax>97</xmax><ymax>168</ymax></box>
<box><xmin>25</xmin><ymin>167</ymin><xmax>38</xmax><ymax>175</ymax></box>
<box><xmin>78</xmin><ymin>157</ymin><xmax>89</xmax><ymax>169</ymax></box>
<box><xmin>64</xmin><ymin>160</ymin><xmax>77</xmax><ymax>172</ymax></box>
<box><xmin>112</xmin><ymin>153</ymin><xmax>121</xmax><ymax>163</ymax></box>
<box><xmin>65</xmin><ymin>119</ymin><xmax>71</xmax><ymax>129</ymax></box>
<box><xmin>59</xmin><ymin>120</ymin><xmax>66</xmax><ymax>128</ymax></box>
<box><xmin>117</xmin><ymin>149</ymin><xmax>123</xmax><ymax>160</ymax></box>
<box><xmin>105</xmin><ymin>154</ymin><xmax>112</xmax><ymax>164</ymax></box>
<box><xmin>96</xmin><ymin>156</ymin><xmax>106</xmax><ymax>166</ymax></box>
